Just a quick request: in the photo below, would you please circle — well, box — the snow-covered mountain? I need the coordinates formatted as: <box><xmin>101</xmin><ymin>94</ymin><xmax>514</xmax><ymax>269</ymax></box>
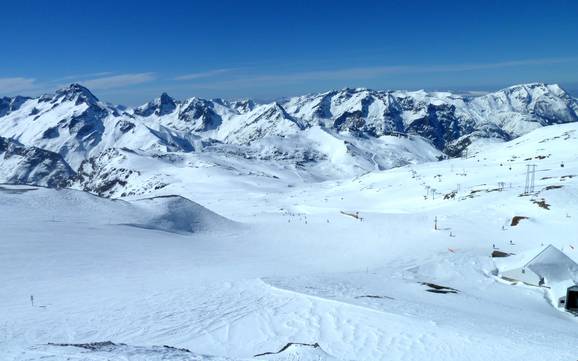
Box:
<box><xmin>0</xmin><ymin>84</ymin><xmax>199</xmax><ymax>168</ymax></box>
<box><xmin>0</xmin><ymin>82</ymin><xmax>576</xmax><ymax>195</ymax></box>
<box><xmin>283</xmin><ymin>83</ymin><xmax>578</xmax><ymax>154</ymax></box>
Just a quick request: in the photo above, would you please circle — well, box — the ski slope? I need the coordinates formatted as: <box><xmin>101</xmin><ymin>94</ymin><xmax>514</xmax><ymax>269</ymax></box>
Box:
<box><xmin>1</xmin><ymin>122</ymin><xmax>578</xmax><ymax>360</ymax></box>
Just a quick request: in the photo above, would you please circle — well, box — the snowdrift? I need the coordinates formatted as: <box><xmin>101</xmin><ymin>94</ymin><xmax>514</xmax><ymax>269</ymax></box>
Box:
<box><xmin>129</xmin><ymin>195</ymin><xmax>236</xmax><ymax>234</ymax></box>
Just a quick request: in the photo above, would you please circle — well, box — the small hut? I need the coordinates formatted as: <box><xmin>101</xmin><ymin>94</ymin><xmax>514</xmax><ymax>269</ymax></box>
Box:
<box><xmin>494</xmin><ymin>245</ymin><xmax>578</xmax><ymax>313</ymax></box>
<box><xmin>494</xmin><ymin>245</ymin><xmax>578</xmax><ymax>287</ymax></box>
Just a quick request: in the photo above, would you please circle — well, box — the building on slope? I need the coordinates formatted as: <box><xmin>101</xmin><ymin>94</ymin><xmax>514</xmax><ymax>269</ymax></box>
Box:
<box><xmin>494</xmin><ymin>245</ymin><xmax>578</xmax><ymax>313</ymax></box>
<box><xmin>495</xmin><ymin>245</ymin><xmax>578</xmax><ymax>287</ymax></box>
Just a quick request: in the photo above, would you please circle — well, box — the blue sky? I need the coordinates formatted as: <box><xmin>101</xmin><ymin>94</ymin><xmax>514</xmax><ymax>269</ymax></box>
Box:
<box><xmin>1</xmin><ymin>0</ymin><xmax>578</xmax><ymax>105</ymax></box>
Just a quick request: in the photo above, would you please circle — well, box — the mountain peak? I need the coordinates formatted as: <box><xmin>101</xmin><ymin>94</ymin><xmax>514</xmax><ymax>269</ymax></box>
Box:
<box><xmin>487</xmin><ymin>83</ymin><xmax>571</xmax><ymax>104</ymax></box>
<box><xmin>266</xmin><ymin>101</ymin><xmax>290</xmax><ymax>116</ymax></box>
<box><xmin>503</xmin><ymin>82</ymin><xmax>564</xmax><ymax>93</ymax></box>
<box><xmin>59</xmin><ymin>83</ymin><xmax>95</xmax><ymax>96</ymax></box>
<box><xmin>159</xmin><ymin>92</ymin><xmax>174</xmax><ymax>103</ymax></box>
<box><xmin>54</xmin><ymin>83</ymin><xmax>99</xmax><ymax>105</ymax></box>
<box><xmin>231</xmin><ymin>99</ymin><xmax>256</xmax><ymax>113</ymax></box>
<box><xmin>134</xmin><ymin>92</ymin><xmax>177</xmax><ymax>117</ymax></box>
<box><xmin>157</xmin><ymin>92</ymin><xmax>177</xmax><ymax>115</ymax></box>
<box><xmin>339</xmin><ymin>87</ymin><xmax>372</xmax><ymax>94</ymax></box>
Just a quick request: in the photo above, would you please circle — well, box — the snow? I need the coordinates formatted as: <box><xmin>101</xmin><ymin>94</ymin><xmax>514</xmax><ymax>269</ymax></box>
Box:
<box><xmin>1</xmin><ymin>83</ymin><xmax>578</xmax><ymax>360</ymax></box>
<box><xmin>1</xmin><ymin>119</ymin><xmax>578</xmax><ymax>360</ymax></box>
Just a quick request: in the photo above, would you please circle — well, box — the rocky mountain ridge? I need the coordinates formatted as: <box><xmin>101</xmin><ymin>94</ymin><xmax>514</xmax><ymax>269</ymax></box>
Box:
<box><xmin>0</xmin><ymin>82</ymin><xmax>575</xmax><ymax>192</ymax></box>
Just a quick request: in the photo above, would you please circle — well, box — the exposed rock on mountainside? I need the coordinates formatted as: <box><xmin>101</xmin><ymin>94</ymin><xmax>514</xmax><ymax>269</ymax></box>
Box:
<box><xmin>0</xmin><ymin>136</ymin><xmax>74</xmax><ymax>187</ymax></box>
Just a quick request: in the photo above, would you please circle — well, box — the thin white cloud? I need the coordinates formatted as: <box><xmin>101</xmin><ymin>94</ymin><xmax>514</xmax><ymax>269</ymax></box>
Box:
<box><xmin>80</xmin><ymin>73</ymin><xmax>156</xmax><ymax>90</ymax></box>
<box><xmin>406</xmin><ymin>57</ymin><xmax>578</xmax><ymax>73</ymax></box>
<box><xmin>182</xmin><ymin>56</ymin><xmax>578</xmax><ymax>89</ymax></box>
<box><xmin>57</xmin><ymin>71</ymin><xmax>115</xmax><ymax>81</ymax></box>
<box><xmin>175</xmin><ymin>68</ymin><xmax>234</xmax><ymax>81</ymax></box>
<box><xmin>0</xmin><ymin>77</ymin><xmax>37</xmax><ymax>94</ymax></box>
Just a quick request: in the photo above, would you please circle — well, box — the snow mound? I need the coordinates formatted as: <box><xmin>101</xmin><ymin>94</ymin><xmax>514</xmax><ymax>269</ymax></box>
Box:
<box><xmin>0</xmin><ymin>186</ymin><xmax>234</xmax><ymax>235</ymax></box>
<box><xmin>130</xmin><ymin>195</ymin><xmax>236</xmax><ymax>234</ymax></box>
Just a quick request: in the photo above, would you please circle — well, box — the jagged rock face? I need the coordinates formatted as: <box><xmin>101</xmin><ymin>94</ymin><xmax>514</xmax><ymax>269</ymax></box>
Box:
<box><xmin>134</xmin><ymin>93</ymin><xmax>176</xmax><ymax>117</ymax></box>
<box><xmin>177</xmin><ymin>98</ymin><xmax>223</xmax><ymax>131</ymax></box>
<box><xmin>135</xmin><ymin>95</ymin><xmax>229</xmax><ymax>132</ymax></box>
<box><xmin>71</xmin><ymin>148</ymin><xmax>143</xmax><ymax>197</ymax></box>
<box><xmin>230</xmin><ymin>99</ymin><xmax>256</xmax><ymax>113</ymax></box>
<box><xmin>405</xmin><ymin>103</ymin><xmax>462</xmax><ymax>149</ymax></box>
<box><xmin>0</xmin><ymin>96</ymin><xmax>30</xmax><ymax>117</ymax></box>
<box><xmin>157</xmin><ymin>93</ymin><xmax>177</xmax><ymax>116</ymax></box>
<box><xmin>0</xmin><ymin>136</ymin><xmax>75</xmax><ymax>187</ymax></box>
<box><xmin>70</xmin><ymin>148</ymin><xmax>170</xmax><ymax>197</ymax></box>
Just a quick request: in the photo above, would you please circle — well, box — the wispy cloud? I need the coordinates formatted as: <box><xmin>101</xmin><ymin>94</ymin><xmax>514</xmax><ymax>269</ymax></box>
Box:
<box><xmin>3</xmin><ymin>56</ymin><xmax>576</xmax><ymax>101</ymax></box>
<box><xmin>175</xmin><ymin>68</ymin><xmax>234</xmax><ymax>81</ymax></box>
<box><xmin>181</xmin><ymin>56</ymin><xmax>578</xmax><ymax>90</ymax></box>
<box><xmin>80</xmin><ymin>73</ymin><xmax>156</xmax><ymax>90</ymax></box>
<box><xmin>0</xmin><ymin>72</ymin><xmax>157</xmax><ymax>97</ymax></box>
<box><xmin>402</xmin><ymin>57</ymin><xmax>578</xmax><ymax>74</ymax></box>
<box><xmin>0</xmin><ymin>77</ymin><xmax>37</xmax><ymax>94</ymax></box>
<box><xmin>57</xmin><ymin>71</ymin><xmax>115</xmax><ymax>81</ymax></box>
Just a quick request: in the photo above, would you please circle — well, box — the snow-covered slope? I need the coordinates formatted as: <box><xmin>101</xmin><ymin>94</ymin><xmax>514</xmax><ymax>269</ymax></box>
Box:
<box><xmin>470</xmin><ymin>83</ymin><xmax>578</xmax><ymax>134</ymax></box>
<box><xmin>2</xmin><ymin>121</ymin><xmax>578</xmax><ymax>361</ymax></box>
<box><xmin>68</xmin><ymin>129</ymin><xmax>442</xmax><ymax>199</ymax></box>
<box><xmin>217</xmin><ymin>102</ymin><xmax>306</xmax><ymax>144</ymax></box>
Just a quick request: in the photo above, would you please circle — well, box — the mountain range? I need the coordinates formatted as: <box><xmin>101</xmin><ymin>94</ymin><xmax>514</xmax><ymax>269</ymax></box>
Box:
<box><xmin>0</xmin><ymin>82</ymin><xmax>576</xmax><ymax>195</ymax></box>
